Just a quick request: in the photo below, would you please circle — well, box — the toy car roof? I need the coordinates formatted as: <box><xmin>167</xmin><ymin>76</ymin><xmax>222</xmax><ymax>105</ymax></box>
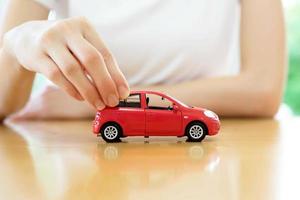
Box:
<box><xmin>130</xmin><ymin>90</ymin><xmax>165</xmax><ymax>96</ymax></box>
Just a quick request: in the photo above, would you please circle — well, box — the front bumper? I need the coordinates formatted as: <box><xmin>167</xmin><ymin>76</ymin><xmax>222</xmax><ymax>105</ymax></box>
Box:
<box><xmin>209</xmin><ymin>120</ymin><xmax>220</xmax><ymax>136</ymax></box>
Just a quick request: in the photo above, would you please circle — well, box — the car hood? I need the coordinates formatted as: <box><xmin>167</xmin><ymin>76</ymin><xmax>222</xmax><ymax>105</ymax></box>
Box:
<box><xmin>190</xmin><ymin>106</ymin><xmax>206</xmax><ymax>112</ymax></box>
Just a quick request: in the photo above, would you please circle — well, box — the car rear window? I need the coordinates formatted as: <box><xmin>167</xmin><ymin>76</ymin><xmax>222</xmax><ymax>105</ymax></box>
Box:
<box><xmin>118</xmin><ymin>94</ymin><xmax>141</xmax><ymax>108</ymax></box>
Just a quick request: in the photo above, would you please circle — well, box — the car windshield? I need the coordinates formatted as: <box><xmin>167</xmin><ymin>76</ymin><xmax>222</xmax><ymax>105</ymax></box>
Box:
<box><xmin>166</xmin><ymin>95</ymin><xmax>192</xmax><ymax>108</ymax></box>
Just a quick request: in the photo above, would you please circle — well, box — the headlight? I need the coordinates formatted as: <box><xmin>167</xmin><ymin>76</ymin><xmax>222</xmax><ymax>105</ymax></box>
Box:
<box><xmin>204</xmin><ymin>110</ymin><xmax>218</xmax><ymax>119</ymax></box>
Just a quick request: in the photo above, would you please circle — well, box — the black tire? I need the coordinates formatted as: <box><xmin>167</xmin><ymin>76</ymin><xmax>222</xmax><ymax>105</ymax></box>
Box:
<box><xmin>185</xmin><ymin>122</ymin><xmax>207</xmax><ymax>142</ymax></box>
<box><xmin>100</xmin><ymin>123</ymin><xmax>122</xmax><ymax>143</ymax></box>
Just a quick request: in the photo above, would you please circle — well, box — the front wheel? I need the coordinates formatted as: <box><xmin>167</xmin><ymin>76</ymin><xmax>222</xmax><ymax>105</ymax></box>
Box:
<box><xmin>101</xmin><ymin>123</ymin><xmax>122</xmax><ymax>143</ymax></box>
<box><xmin>186</xmin><ymin>122</ymin><xmax>207</xmax><ymax>142</ymax></box>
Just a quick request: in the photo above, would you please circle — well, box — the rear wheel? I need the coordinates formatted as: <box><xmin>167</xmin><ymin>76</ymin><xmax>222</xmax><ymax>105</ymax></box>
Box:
<box><xmin>186</xmin><ymin>122</ymin><xmax>207</xmax><ymax>142</ymax></box>
<box><xmin>101</xmin><ymin>123</ymin><xmax>122</xmax><ymax>143</ymax></box>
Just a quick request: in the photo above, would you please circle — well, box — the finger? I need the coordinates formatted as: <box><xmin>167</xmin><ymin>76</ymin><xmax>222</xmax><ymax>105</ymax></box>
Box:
<box><xmin>104</xmin><ymin>52</ymin><xmax>130</xmax><ymax>99</ymax></box>
<box><xmin>46</xmin><ymin>44</ymin><xmax>105</xmax><ymax>110</ymax></box>
<box><xmin>82</xmin><ymin>26</ymin><xmax>130</xmax><ymax>99</ymax></box>
<box><xmin>67</xmin><ymin>36</ymin><xmax>120</xmax><ymax>107</ymax></box>
<box><xmin>38</xmin><ymin>55</ymin><xmax>84</xmax><ymax>101</ymax></box>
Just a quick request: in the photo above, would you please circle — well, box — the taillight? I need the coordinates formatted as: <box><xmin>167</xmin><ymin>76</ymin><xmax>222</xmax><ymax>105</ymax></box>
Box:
<box><xmin>94</xmin><ymin>112</ymin><xmax>101</xmax><ymax>121</ymax></box>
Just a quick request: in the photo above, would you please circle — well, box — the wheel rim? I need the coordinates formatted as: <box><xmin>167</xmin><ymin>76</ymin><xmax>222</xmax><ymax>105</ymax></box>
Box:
<box><xmin>189</xmin><ymin>125</ymin><xmax>204</xmax><ymax>139</ymax></box>
<box><xmin>104</xmin><ymin>126</ymin><xmax>118</xmax><ymax>140</ymax></box>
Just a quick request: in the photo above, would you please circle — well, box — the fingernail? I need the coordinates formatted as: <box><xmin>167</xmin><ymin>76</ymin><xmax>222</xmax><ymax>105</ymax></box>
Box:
<box><xmin>95</xmin><ymin>100</ymin><xmax>105</xmax><ymax>110</ymax></box>
<box><xmin>118</xmin><ymin>85</ymin><xmax>130</xmax><ymax>99</ymax></box>
<box><xmin>107</xmin><ymin>94</ymin><xmax>119</xmax><ymax>107</ymax></box>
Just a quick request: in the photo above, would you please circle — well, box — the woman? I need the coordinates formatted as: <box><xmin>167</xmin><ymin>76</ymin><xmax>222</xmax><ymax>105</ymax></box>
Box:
<box><xmin>0</xmin><ymin>0</ymin><xmax>286</xmax><ymax>120</ymax></box>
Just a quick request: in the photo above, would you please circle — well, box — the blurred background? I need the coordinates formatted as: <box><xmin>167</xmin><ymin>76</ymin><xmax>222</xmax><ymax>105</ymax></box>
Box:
<box><xmin>284</xmin><ymin>0</ymin><xmax>300</xmax><ymax>115</ymax></box>
<box><xmin>0</xmin><ymin>0</ymin><xmax>299</xmax><ymax>115</ymax></box>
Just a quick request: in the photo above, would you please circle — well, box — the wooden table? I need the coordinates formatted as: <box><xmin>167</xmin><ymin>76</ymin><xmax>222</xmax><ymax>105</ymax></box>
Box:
<box><xmin>1</xmin><ymin>117</ymin><xmax>300</xmax><ymax>200</ymax></box>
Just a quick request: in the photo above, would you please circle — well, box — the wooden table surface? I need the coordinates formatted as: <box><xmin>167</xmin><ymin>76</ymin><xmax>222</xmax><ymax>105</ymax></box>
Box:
<box><xmin>1</xmin><ymin>117</ymin><xmax>300</xmax><ymax>200</ymax></box>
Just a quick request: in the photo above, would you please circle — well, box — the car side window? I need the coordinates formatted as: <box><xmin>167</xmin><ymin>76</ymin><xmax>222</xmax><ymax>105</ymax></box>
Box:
<box><xmin>146</xmin><ymin>94</ymin><xmax>173</xmax><ymax>110</ymax></box>
<box><xmin>118</xmin><ymin>94</ymin><xmax>141</xmax><ymax>108</ymax></box>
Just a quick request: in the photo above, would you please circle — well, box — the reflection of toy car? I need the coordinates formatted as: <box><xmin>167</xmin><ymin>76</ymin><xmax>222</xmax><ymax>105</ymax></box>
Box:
<box><xmin>93</xmin><ymin>143</ymin><xmax>220</xmax><ymax>191</ymax></box>
<box><xmin>95</xmin><ymin>143</ymin><xmax>219</xmax><ymax>172</ymax></box>
<box><xmin>93</xmin><ymin>91</ymin><xmax>220</xmax><ymax>142</ymax></box>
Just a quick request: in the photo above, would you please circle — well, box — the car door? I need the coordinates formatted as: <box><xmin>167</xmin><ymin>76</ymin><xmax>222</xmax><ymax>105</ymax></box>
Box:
<box><xmin>145</xmin><ymin>93</ymin><xmax>182</xmax><ymax>136</ymax></box>
<box><xmin>117</xmin><ymin>93</ymin><xmax>145</xmax><ymax>135</ymax></box>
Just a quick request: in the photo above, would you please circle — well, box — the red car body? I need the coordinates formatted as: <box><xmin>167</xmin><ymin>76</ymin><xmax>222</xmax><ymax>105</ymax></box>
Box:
<box><xmin>93</xmin><ymin>91</ymin><xmax>220</xmax><ymax>142</ymax></box>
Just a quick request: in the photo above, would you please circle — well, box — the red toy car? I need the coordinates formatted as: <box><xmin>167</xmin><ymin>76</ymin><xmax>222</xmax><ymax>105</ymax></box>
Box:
<box><xmin>93</xmin><ymin>91</ymin><xmax>220</xmax><ymax>142</ymax></box>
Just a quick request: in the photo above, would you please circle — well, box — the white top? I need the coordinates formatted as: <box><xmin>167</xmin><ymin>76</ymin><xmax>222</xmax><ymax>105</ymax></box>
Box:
<box><xmin>35</xmin><ymin>0</ymin><xmax>240</xmax><ymax>86</ymax></box>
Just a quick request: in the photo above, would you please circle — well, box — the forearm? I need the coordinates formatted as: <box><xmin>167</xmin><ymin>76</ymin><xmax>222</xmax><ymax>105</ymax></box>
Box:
<box><xmin>0</xmin><ymin>0</ymin><xmax>49</xmax><ymax>120</ymax></box>
<box><xmin>134</xmin><ymin>72</ymin><xmax>283</xmax><ymax>117</ymax></box>
<box><xmin>148</xmin><ymin>0</ymin><xmax>285</xmax><ymax>118</ymax></box>
<box><xmin>0</xmin><ymin>48</ymin><xmax>35</xmax><ymax>119</ymax></box>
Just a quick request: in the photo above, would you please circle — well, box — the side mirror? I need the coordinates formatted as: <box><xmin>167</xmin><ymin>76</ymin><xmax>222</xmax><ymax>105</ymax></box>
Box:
<box><xmin>173</xmin><ymin>104</ymin><xmax>179</xmax><ymax>111</ymax></box>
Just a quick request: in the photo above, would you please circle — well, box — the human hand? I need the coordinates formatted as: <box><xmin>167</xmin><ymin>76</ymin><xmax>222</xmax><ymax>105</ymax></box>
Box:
<box><xmin>2</xmin><ymin>16</ymin><xmax>129</xmax><ymax>110</ymax></box>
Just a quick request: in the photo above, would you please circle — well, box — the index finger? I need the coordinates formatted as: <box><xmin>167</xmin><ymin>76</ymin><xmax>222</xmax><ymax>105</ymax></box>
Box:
<box><xmin>82</xmin><ymin>23</ymin><xmax>130</xmax><ymax>99</ymax></box>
